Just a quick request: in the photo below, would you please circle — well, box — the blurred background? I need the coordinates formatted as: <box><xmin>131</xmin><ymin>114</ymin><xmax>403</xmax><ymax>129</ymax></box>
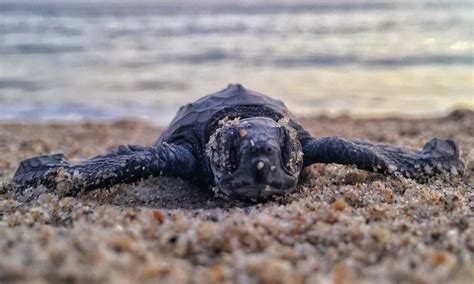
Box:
<box><xmin>0</xmin><ymin>0</ymin><xmax>472</xmax><ymax>125</ymax></box>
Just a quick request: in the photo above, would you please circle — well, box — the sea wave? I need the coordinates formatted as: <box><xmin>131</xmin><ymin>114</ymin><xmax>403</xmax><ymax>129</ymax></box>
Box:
<box><xmin>0</xmin><ymin>0</ymin><xmax>472</xmax><ymax>124</ymax></box>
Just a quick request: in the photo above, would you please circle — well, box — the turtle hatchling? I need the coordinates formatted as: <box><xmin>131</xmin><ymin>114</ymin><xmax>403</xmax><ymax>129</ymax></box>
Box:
<box><xmin>12</xmin><ymin>84</ymin><xmax>465</xmax><ymax>200</ymax></box>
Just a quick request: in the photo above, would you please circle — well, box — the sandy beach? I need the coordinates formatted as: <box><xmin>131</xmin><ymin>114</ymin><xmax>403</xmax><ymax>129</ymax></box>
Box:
<box><xmin>0</xmin><ymin>111</ymin><xmax>472</xmax><ymax>283</ymax></box>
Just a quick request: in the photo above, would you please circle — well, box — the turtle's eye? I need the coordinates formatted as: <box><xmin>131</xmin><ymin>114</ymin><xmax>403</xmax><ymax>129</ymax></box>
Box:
<box><xmin>280</xmin><ymin>127</ymin><xmax>292</xmax><ymax>167</ymax></box>
<box><xmin>227</xmin><ymin>130</ymin><xmax>241</xmax><ymax>172</ymax></box>
<box><xmin>280</xmin><ymin>126</ymin><xmax>303</xmax><ymax>174</ymax></box>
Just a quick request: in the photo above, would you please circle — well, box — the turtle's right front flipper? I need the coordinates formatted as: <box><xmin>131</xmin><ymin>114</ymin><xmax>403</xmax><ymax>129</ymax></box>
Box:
<box><xmin>11</xmin><ymin>143</ymin><xmax>196</xmax><ymax>195</ymax></box>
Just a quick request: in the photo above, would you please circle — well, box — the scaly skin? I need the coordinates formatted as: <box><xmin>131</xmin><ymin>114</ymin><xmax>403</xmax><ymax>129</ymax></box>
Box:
<box><xmin>12</xmin><ymin>143</ymin><xmax>195</xmax><ymax>195</ymax></box>
<box><xmin>302</xmin><ymin>137</ymin><xmax>464</xmax><ymax>178</ymax></box>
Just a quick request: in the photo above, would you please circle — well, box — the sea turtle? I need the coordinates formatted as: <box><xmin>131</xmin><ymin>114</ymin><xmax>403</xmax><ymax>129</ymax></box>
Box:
<box><xmin>12</xmin><ymin>84</ymin><xmax>464</xmax><ymax>200</ymax></box>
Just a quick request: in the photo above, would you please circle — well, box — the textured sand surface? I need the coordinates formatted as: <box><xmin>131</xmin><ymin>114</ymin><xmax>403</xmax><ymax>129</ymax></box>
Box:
<box><xmin>0</xmin><ymin>111</ymin><xmax>473</xmax><ymax>283</ymax></box>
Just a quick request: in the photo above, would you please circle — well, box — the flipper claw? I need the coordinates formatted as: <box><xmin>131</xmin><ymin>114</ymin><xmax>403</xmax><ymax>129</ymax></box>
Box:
<box><xmin>420</xmin><ymin>138</ymin><xmax>464</xmax><ymax>175</ymax></box>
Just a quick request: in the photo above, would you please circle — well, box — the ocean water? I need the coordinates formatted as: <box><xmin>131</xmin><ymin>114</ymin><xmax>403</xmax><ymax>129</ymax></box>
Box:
<box><xmin>0</xmin><ymin>0</ymin><xmax>473</xmax><ymax>125</ymax></box>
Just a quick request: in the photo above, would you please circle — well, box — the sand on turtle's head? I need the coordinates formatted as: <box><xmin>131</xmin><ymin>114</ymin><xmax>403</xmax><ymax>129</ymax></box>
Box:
<box><xmin>206</xmin><ymin>117</ymin><xmax>242</xmax><ymax>182</ymax></box>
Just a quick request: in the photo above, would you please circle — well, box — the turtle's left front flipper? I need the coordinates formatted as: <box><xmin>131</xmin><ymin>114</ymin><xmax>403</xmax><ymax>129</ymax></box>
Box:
<box><xmin>12</xmin><ymin>143</ymin><xmax>196</xmax><ymax>195</ymax></box>
<box><xmin>302</xmin><ymin>137</ymin><xmax>464</xmax><ymax>178</ymax></box>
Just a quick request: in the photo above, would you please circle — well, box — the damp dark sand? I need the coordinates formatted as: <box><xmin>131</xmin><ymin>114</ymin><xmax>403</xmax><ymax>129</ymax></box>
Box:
<box><xmin>0</xmin><ymin>111</ymin><xmax>473</xmax><ymax>283</ymax></box>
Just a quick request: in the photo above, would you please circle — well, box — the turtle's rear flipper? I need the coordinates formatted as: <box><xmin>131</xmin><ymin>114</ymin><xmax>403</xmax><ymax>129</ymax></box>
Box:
<box><xmin>12</xmin><ymin>153</ymin><xmax>71</xmax><ymax>187</ymax></box>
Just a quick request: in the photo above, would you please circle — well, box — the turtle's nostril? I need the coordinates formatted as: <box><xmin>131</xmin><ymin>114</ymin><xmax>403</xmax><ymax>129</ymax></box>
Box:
<box><xmin>253</xmin><ymin>159</ymin><xmax>268</xmax><ymax>183</ymax></box>
<box><xmin>265</xmin><ymin>146</ymin><xmax>273</xmax><ymax>153</ymax></box>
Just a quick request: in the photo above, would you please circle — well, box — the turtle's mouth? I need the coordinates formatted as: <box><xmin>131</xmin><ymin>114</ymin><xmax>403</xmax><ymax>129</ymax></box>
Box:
<box><xmin>215</xmin><ymin>162</ymin><xmax>298</xmax><ymax>200</ymax></box>
<box><xmin>216</xmin><ymin>184</ymin><xmax>296</xmax><ymax>201</ymax></box>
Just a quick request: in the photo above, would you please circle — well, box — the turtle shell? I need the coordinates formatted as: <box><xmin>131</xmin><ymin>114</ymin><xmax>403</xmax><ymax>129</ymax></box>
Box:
<box><xmin>156</xmin><ymin>84</ymin><xmax>299</xmax><ymax>145</ymax></box>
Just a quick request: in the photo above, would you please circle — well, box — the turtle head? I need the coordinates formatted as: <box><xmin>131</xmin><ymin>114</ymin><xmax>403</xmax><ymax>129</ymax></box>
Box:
<box><xmin>206</xmin><ymin>117</ymin><xmax>303</xmax><ymax>201</ymax></box>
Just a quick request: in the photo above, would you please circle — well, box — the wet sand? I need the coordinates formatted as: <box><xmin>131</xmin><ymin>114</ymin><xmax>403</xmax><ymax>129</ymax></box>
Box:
<box><xmin>0</xmin><ymin>111</ymin><xmax>473</xmax><ymax>283</ymax></box>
